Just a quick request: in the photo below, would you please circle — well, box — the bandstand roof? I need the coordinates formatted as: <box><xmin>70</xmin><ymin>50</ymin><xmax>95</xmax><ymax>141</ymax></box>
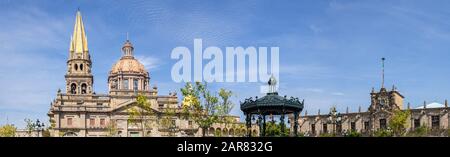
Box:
<box><xmin>240</xmin><ymin>92</ymin><xmax>304</xmax><ymax>115</ymax></box>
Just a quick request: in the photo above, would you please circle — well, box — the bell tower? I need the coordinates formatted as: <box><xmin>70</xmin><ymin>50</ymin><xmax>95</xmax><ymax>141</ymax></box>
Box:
<box><xmin>65</xmin><ymin>9</ymin><xmax>94</xmax><ymax>95</ymax></box>
<box><xmin>369</xmin><ymin>58</ymin><xmax>404</xmax><ymax>112</ymax></box>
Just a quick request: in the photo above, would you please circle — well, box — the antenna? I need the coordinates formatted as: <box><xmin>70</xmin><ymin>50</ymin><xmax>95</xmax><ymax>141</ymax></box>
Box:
<box><xmin>381</xmin><ymin>57</ymin><xmax>385</xmax><ymax>88</ymax></box>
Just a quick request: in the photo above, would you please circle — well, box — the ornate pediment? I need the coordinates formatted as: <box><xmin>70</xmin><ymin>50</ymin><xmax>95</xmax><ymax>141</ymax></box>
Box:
<box><xmin>112</xmin><ymin>100</ymin><xmax>159</xmax><ymax>114</ymax></box>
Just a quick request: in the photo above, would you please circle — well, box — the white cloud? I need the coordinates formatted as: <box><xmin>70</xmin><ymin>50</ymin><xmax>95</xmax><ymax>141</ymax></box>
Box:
<box><xmin>135</xmin><ymin>55</ymin><xmax>161</xmax><ymax>70</ymax></box>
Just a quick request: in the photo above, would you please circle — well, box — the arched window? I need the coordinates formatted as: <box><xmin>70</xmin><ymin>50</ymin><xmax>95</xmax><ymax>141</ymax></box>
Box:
<box><xmin>74</xmin><ymin>64</ymin><xmax>78</xmax><ymax>71</ymax></box>
<box><xmin>81</xmin><ymin>83</ymin><xmax>87</xmax><ymax>94</ymax></box>
<box><xmin>111</xmin><ymin>80</ymin><xmax>118</xmax><ymax>90</ymax></box>
<box><xmin>123</xmin><ymin>79</ymin><xmax>129</xmax><ymax>90</ymax></box>
<box><xmin>133</xmin><ymin>79</ymin><xmax>138</xmax><ymax>91</ymax></box>
<box><xmin>70</xmin><ymin>83</ymin><xmax>77</xmax><ymax>94</ymax></box>
<box><xmin>80</xmin><ymin>64</ymin><xmax>83</xmax><ymax>71</ymax></box>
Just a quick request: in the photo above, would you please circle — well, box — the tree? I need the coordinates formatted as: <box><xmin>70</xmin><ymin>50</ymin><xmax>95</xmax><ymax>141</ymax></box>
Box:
<box><xmin>159</xmin><ymin>108</ymin><xmax>178</xmax><ymax>136</ymax></box>
<box><xmin>106</xmin><ymin>120</ymin><xmax>119</xmax><ymax>137</ymax></box>
<box><xmin>217</xmin><ymin>88</ymin><xmax>235</xmax><ymax>130</ymax></box>
<box><xmin>389</xmin><ymin>110</ymin><xmax>411</xmax><ymax>137</ymax></box>
<box><xmin>128</xmin><ymin>94</ymin><xmax>155</xmax><ymax>137</ymax></box>
<box><xmin>24</xmin><ymin>118</ymin><xmax>36</xmax><ymax>137</ymax></box>
<box><xmin>407</xmin><ymin>125</ymin><xmax>428</xmax><ymax>137</ymax></box>
<box><xmin>181</xmin><ymin>82</ymin><xmax>220</xmax><ymax>137</ymax></box>
<box><xmin>265</xmin><ymin>121</ymin><xmax>289</xmax><ymax>137</ymax></box>
<box><xmin>0</xmin><ymin>124</ymin><xmax>16</xmax><ymax>137</ymax></box>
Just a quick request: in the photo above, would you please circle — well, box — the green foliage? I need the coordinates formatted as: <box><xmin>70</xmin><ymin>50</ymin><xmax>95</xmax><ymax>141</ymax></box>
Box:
<box><xmin>49</xmin><ymin>119</ymin><xmax>56</xmax><ymax>129</ymax></box>
<box><xmin>344</xmin><ymin>130</ymin><xmax>362</xmax><ymax>137</ymax></box>
<box><xmin>373</xmin><ymin>129</ymin><xmax>393</xmax><ymax>137</ymax></box>
<box><xmin>181</xmin><ymin>82</ymin><xmax>223</xmax><ymax>137</ymax></box>
<box><xmin>159</xmin><ymin>108</ymin><xmax>178</xmax><ymax>136</ymax></box>
<box><xmin>296</xmin><ymin>132</ymin><xmax>305</xmax><ymax>137</ymax></box>
<box><xmin>389</xmin><ymin>110</ymin><xmax>411</xmax><ymax>136</ymax></box>
<box><xmin>24</xmin><ymin>118</ymin><xmax>36</xmax><ymax>137</ymax></box>
<box><xmin>217</xmin><ymin>88</ymin><xmax>234</xmax><ymax>116</ymax></box>
<box><xmin>407</xmin><ymin>126</ymin><xmax>428</xmax><ymax>137</ymax></box>
<box><xmin>0</xmin><ymin>124</ymin><xmax>16</xmax><ymax>137</ymax></box>
<box><xmin>42</xmin><ymin>129</ymin><xmax>51</xmax><ymax>137</ymax></box>
<box><xmin>319</xmin><ymin>132</ymin><xmax>335</xmax><ymax>137</ymax></box>
<box><xmin>265</xmin><ymin>122</ymin><xmax>289</xmax><ymax>137</ymax></box>
<box><xmin>128</xmin><ymin>94</ymin><xmax>154</xmax><ymax>137</ymax></box>
<box><xmin>215</xmin><ymin>129</ymin><xmax>222</xmax><ymax>137</ymax></box>
<box><xmin>106</xmin><ymin>120</ymin><xmax>118</xmax><ymax>137</ymax></box>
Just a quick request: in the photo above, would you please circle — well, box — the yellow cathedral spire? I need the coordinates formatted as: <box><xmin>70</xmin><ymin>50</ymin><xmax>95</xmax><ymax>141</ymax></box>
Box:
<box><xmin>69</xmin><ymin>10</ymin><xmax>89</xmax><ymax>54</ymax></box>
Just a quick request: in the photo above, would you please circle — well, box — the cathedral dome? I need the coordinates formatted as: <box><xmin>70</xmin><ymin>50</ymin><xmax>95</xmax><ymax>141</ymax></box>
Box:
<box><xmin>109</xmin><ymin>39</ymin><xmax>148</xmax><ymax>74</ymax></box>
<box><xmin>110</xmin><ymin>57</ymin><xmax>147</xmax><ymax>74</ymax></box>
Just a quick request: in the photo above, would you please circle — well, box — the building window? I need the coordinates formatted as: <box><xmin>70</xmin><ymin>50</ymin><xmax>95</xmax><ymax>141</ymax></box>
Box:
<box><xmin>74</xmin><ymin>64</ymin><xmax>78</xmax><ymax>71</ymax></box>
<box><xmin>311</xmin><ymin>124</ymin><xmax>316</xmax><ymax>134</ymax></box>
<box><xmin>133</xmin><ymin>79</ymin><xmax>138</xmax><ymax>91</ymax></box>
<box><xmin>67</xmin><ymin>118</ymin><xmax>72</xmax><ymax>126</ymax></box>
<box><xmin>81</xmin><ymin>83</ymin><xmax>87</xmax><ymax>94</ymax></box>
<box><xmin>70</xmin><ymin>83</ymin><xmax>77</xmax><ymax>94</ymax></box>
<box><xmin>351</xmin><ymin>122</ymin><xmax>356</xmax><ymax>131</ymax></box>
<box><xmin>188</xmin><ymin>121</ymin><xmax>193</xmax><ymax>126</ymax></box>
<box><xmin>323</xmin><ymin>123</ymin><xmax>328</xmax><ymax>133</ymax></box>
<box><xmin>414</xmin><ymin>118</ymin><xmax>420</xmax><ymax>129</ymax></box>
<box><xmin>90</xmin><ymin>119</ymin><xmax>95</xmax><ymax>126</ymax></box>
<box><xmin>100</xmin><ymin>119</ymin><xmax>105</xmax><ymax>126</ymax></box>
<box><xmin>123</xmin><ymin>79</ymin><xmax>129</xmax><ymax>90</ymax></box>
<box><xmin>379</xmin><ymin>119</ymin><xmax>387</xmax><ymax>130</ymax></box>
<box><xmin>112</xmin><ymin>80</ymin><xmax>118</xmax><ymax>89</ymax></box>
<box><xmin>431</xmin><ymin>116</ymin><xmax>440</xmax><ymax>129</ymax></box>
<box><xmin>364</xmin><ymin>121</ymin><xmax>370</xmax><ymax>130</ymax></box>
<box><xmin>80</xmin><ymin>64</ymin><xmax>83</xmax><ymax>71</ymax></box>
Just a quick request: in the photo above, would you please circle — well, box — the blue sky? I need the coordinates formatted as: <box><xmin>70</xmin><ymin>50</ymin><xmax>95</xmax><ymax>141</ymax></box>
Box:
<box><xmin>1</xmin><ymin>0</ymin><xmax>450</xmax><ymax>128</ymax></box>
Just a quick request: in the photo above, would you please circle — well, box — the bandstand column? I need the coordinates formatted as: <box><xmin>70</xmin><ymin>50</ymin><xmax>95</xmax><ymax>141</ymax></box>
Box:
<box><xmin>294</xmin><ymin>111</ymin><xmax>299</xmax><ymax>136</ymax></box>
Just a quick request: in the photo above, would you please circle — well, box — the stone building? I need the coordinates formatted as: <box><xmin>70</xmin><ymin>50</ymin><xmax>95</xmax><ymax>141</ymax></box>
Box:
<box><xmin>295</xmin><ymin>59</ymin><xmax>450</xmax><ymax>136</ymax></box>
<box><xmin>47</xmin><ymin>10</ymin><xmax>245</xmax><ymax>137</ymax></box>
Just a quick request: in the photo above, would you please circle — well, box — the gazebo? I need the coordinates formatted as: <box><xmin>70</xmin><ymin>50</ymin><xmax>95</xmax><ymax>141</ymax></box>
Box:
<box><xmin>240</xmin><ymin>76</ymin><xmax>304</xmax><ymax>137</ymax></box>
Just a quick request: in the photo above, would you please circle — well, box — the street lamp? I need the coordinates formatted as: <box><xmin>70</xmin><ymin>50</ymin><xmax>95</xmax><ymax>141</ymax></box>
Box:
<box><xmin>327</xmin><ymin>106</ymin><xmax>342</xmax><ymax>136</ymax></box>
<box><xmin>35</xmin><ymin>119</ymin><xmax>45</xmax><ymax>137</ymax></box>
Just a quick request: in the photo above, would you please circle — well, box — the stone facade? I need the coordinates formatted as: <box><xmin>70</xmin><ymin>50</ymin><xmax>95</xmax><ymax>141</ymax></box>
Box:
<box><xmin>47</xmin><ymin>10</ymin><xmax>249</xmax><ymax>137</ymax></box>
<box><xmin>295</xmin><ymin>86</ymin><xmax>450</xmax><ymax>137</ymax></box>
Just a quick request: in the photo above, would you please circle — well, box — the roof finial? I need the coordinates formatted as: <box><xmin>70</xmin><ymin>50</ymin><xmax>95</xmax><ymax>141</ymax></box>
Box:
<box><xmin>381</xmin><ymin>57</ymin><xmax>385</xmax><ymax>89</ymax></box>
<box><xmin>268</xmin><ymin>74</ymin><xmax>277</xmax><ymax>94</ymax></box>
<box><xmin>126</xmin><ymin>32</ymin><xmax>129</xmax><ymax>41</ymax></box>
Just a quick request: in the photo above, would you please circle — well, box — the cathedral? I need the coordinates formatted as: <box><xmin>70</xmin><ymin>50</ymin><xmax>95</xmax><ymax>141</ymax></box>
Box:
<box><xmin>296</xmin><ymin>59</ymin><xmax>450</xmax><ymax>137</ymax></box>
<box><xmin>47</xmin><ymin>10</ymin><xmax>245</xmax><ymax>137</ymax></box>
